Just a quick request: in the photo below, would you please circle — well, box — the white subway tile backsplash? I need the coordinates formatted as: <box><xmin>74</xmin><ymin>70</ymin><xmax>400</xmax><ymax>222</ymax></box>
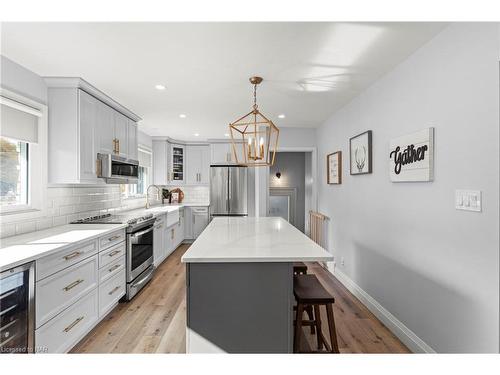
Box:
<box><xmin>1</xmin><ymin>184</ymin><xmax>209</xmax><ymax>239</ymax></box>
<box><xmin>52</xmin><ymin>216</ymin><xmax>67</xmax><ymax>227</ymax></box>
<box><xmin>0</xmin><ymin>224</ymin><xmax>16</xmax><ymax>238</ymax></box>
<box><xmin>15</xmin><ymin>221</ymin><xmax>37</xmax><ymax>235</ymax></box>
<box><xmin>36</xmin><ymin>218</ymin><xmax>53</xmax><ymax>231</ymax></box>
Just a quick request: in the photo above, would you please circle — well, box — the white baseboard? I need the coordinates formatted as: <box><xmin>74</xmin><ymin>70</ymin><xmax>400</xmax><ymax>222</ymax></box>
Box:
<box><xmin>327</xmin><ymin>266</ymin><xmax>435</xmax><ymax>353</ymax></box>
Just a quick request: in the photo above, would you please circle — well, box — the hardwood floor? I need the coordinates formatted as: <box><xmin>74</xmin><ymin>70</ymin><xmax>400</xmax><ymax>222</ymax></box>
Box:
<box><xmin>72</xmin><ymin>244</ymin><xmax>409</xmax><ymax>353</ymax></box>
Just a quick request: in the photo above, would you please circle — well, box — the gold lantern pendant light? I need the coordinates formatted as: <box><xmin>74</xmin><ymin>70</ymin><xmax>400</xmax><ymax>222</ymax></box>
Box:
<box><xmin>229</xmin><ymin>76</ymin><xmax>279</xmax><ymax>167</ymax></box>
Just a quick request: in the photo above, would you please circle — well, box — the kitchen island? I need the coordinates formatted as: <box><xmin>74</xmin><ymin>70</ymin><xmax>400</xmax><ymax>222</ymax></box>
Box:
<box><xmin>181</xmin><ymin>216</ymin><xmax>333</xmax><ymax>353</ymax></box>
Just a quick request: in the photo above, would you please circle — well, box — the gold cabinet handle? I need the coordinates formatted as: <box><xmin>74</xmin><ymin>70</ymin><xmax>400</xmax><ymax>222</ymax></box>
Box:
<box><xmin>113</xmin><ymin>139</ymin><xmax>117</xmax><ymax>154</ymax></box>
<box><xmin>108</xmin><ymin>286</ymin><xmax>121</xmax><ymax>296</ymax></box>
<box><xmin>108</xmin><ymin>235</ymin><xmax>121</xmax><ymax>242</ymax></box>
<box><xmin>63</xmin><ymin>279</ymin><xmax>84</xmax><ymax>292</ymax></box>
<box><xmin>108</xmin><ymin>250</ymin><xmax>121</xmax><ymax>257</ymax></box>
<box><xmin>63</xmin><ymin>251</ymin><xmax>82</xmax><ymax>261</ymax></box>
<box><xmin>108</xmin><ymin>264</ymin><xmax>121</xmax><ymax>273</ymax></box>
<box><xmin>63</xmin><ymin>316</ymin><xmax>84</xmax><ymax>333</ymax></box>
<box><xmin>117</xmin><ymin>139</ymin><xmax>120</xmax><ymax>154</ymax></box>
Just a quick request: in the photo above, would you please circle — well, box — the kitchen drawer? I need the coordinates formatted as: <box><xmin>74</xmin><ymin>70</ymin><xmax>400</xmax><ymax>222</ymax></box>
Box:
<box><xmin>35</xmin><ymin>288</ymin><xmax>98</xmax><ymax>353</ymax></box>
<box><xmin>99</xmin><ymin>255</ymin><xmax>125</xmax><ymax>283</ymax></box>
<box><xmin>36</xmin><ymin>255</ymin><xmax>98</xmax><ymax>328</ymax></box>
<box><xmin>99</xmin><ymin>241</ymin><xmax>126</xmax><ymax>269</ymax></box>
<box><xmin>166</xmin><ymin>209</ymin><xmax>179</xmax><ymax>227</ymax></box>
<box><xmin>191</xmin><ymin>206</ymin><xmax>208</xmax><ymax>213</ymax></box>
<box><xmin>99</xmin><ymin>229</ymin><xmax>126</xmax><ymax>251</ymax></box>
<box><xmin>36</xmin><ymin>240</ymin><xmax>98</xmax><ymax>281</ymax></box>
<box><xmin>99</xmin><ymin>269</ymin><xmax>125</xmax><ymax>318</ymax></box>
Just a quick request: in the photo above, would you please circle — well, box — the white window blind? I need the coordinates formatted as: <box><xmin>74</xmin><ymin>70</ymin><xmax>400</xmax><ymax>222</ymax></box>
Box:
<box><xmin>0</xmin><ymin>96</ymin><xmax>42</xmax><ymax>143</ymax></box>
<box><xmin>138</xmin><ymin>148</ymin><xmax>152</xmax><ymax>168</ymax></box>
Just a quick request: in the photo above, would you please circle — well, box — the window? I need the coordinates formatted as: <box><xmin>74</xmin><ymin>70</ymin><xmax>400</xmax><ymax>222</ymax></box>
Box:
<box><xmin>122</xmin><ymin>147</ymin><xmax>152</xmax><ymax>198</ymax></box>
<box><xmin>0</xmin><ymin>137</ymin><xmax>29</xmax><ymax>208</ymax></box>
<box><xmin>1</xmin><ymin>92</ymin><xmax>46</xmax><ymax>216</ymax></box>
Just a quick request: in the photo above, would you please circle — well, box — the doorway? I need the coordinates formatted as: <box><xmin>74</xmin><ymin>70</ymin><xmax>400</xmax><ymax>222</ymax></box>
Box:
<box><xmin>268</xmin><ymin>151</ymin><xmax>312</xmax><ymax>233</ymax></box>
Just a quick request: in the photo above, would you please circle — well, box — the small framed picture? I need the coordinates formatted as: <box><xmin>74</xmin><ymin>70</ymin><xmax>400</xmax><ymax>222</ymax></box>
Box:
<box><xmin>327</xmin><ymin>151</ymin><xmax>342</xmax><ymax>184</ymax></box>
<box><xmin>171</xmin><ymin>192</ymin><xmax>179</xmax><ymax>203</ymax></box>
<box><xmin>350</xmin><ymin>130</ymin><xmax>372</xmax><ymax>175</ymax></box>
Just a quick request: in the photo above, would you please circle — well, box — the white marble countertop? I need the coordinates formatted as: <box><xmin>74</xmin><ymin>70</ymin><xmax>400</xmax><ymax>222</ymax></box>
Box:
<box><xmin>181</xmin><ymin>217</ymin><xmax>333</xmax><ymax>263</ymax></box>
<box><xmin>0</xmin><ymin>202</ymin><xmax>210</xmax><ymax>271</ymax></box>
<box><xmin>119</xmin><ymin>202</ymin><xmax>209</xmax><ymax>218</ymax></box>
<box><xmin>0</xmin><ymin>223</ymin><xmax>127</xmax><ymax>271</ymax></box>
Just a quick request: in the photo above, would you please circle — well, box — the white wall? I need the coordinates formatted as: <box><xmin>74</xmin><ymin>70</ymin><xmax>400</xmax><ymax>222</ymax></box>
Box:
<box><xmin>316</xmin><ymin>23</ymin><xmax>499</xmax><ymax>352</ymax></box>
<box><xmin>1</xmin><ymin>55</ymin><xmax>47</xmax><ymax>104</ymax></box>
<box><xmin>138</xmin><ymin>130</ymin><xmax>153</xmax><ymax>149</ymax></box>
<box><xmin>279</xmin><ymin>127</ymin><xmax>317</xmax><ymax>148</ymax></box>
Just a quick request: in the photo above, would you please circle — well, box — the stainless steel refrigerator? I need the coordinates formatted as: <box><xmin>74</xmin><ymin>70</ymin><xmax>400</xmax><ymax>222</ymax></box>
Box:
<box><xmin>210</xmin><ymin>165</ymin><xmax>248</xmax><ymax>218</ymax></box>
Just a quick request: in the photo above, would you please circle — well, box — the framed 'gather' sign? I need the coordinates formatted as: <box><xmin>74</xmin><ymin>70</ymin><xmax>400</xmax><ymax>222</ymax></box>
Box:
<box><xmin>389</xmin><ymin>127</ymin><xmax>434</xmax><ymax>182</ymax></box>
<box><xmin>327</xmin><ymin>151</ymin><xmax>342</xmax><ymax>184</ymax></box>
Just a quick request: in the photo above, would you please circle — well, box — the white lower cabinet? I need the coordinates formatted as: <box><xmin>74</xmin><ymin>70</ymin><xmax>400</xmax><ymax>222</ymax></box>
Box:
<box><xmin>192</xmin><ymin>207</ymin><xmax>210</xmax><ymax>239</ymax></box>
<box><xmin>35</xmin><ymin>288</ymin><xmax>98</xmax><ymax>354</ymax></box>
<box><xmin>99</xmin><ymin>242</ymin><xmax>126</xmax><ymax>269</ymax></box>
<box><xmin>36</xmin><ymin>255</ymin><xmax>98</xmax><ymax>328</ymax></box>
<box><xmin>99</xmin><ymin>269</ymin><xmax>126</xmax><ymax>318</ymax></box>
<box><xmin>184</xmin><ymin>207</ymin><xmax>209</xmax><ymax>240</ymax></box>
<box><xmin>35</xmin><ymin>231</ymin><xmax>128</xmax><ymax>353</ymax></box>
<box><xmin>172</xmin><ymin>209</ymin><xmax>185</xmax><ymax>251</ymax></box>
<box><xmin>99</xmin><ymin>255</ymin><xmax>126</xmax><ymax>283</ymax></box>
<box><xmin>153</xmin><ymin>215</ymin><xmax>166</xmax><ymax>267</ymax></box>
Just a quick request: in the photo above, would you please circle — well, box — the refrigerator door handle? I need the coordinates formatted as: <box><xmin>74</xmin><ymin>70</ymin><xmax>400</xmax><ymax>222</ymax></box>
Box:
<box><xmin>227</xmin><ymin>167</ymin><xmax>231</xmax><ymax>213</ymax></box>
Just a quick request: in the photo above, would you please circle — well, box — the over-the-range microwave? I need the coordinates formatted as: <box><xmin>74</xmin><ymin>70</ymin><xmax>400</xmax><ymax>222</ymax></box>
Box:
<box><xmin>97</xmin><ymin>153</ymin><xmax>139</xmax><ymax>184</ymax></box>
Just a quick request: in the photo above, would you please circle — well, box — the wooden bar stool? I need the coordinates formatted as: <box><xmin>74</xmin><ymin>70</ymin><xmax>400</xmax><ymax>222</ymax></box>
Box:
<box><xmin>292</xmin><ymin>262</ymin><xmax>314</xmax><ymax>334</ymax></box>
<box><xmin>293</xmin><ymin>262</ymin><xmax>308</xmax><ymax>275</ymax></box>
<box><xmin>293</xmin><ymin>274</ymin><xmax>339</xmax><ymax>353</ymax></box>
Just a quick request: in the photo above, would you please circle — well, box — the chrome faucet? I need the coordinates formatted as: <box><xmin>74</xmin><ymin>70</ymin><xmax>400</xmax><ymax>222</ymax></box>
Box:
<box><xmin>145</xmin><ymin>184</ymin><xmax>161</xmax><ymax>209</ymax></box>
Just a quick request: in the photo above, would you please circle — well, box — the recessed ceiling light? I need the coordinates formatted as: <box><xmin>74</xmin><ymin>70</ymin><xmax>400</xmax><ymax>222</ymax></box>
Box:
<box><xmin>194</xmin><ymin>133</ymin><xmax>199</xmax><ymax>137</ymax></box>
<box><xmin>278</xmin><ymin>114</ymin><xmax>286</xmax><ymax>119</ymax></box>
<box><xmin>224</xmin><ymin>133</ymin><xmax>230</xmax><ymax>137</ymax></box>
<box><xmin>179</xmin><ymin>114</ymin><xmax>187</xmax><ymax>118</ymax></box>
<box><xmin>155</xmin><ymin>84</ymin><xmax>166</xmax><ymax>90</ymax></box>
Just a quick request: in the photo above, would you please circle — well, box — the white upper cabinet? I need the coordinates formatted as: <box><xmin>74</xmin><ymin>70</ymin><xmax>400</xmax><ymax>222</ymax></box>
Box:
<box><xmin>210</xmin><ymin>142</ymin><xmax>235</xmax><ymax>164</ymax></box>
<box><xmin>153</xmin><ymin>141</ymin><xmax>210</xmax><ymax>186</ymax></box>
<box><xmin>169</xmin><ymin>143</ymin><xmax>185</xmax><ymax>184</ymax></box>
<box><xmin>96</xmin><ymin>100</ymin><xmax>115</xmax><ymax>155</ymax></box>
<box><xmin>186</xmin><ymin>145</ymin><xmax>210</xmax><ymax>185</ymax></box>
<box><xmin>78</xmin><ymin>91</ymin><xmax>98</xmax><ymax>181</ymax></box>
<box><xmin>152</xmin><ymin>140</ymin><xmax>168</xmax><ymax>185</ymax></box>
<box><xmin>113</xmin><ymin>112</ymin><xmax>129</xmax><ymax>158</ymax></box>
<box><xmin>45</xmin><ymin>78</ymin><xmax>141</xmax><ymax>184</ymax></box>
<box><xmin>127</xmin><ymin>119</ymin><xmax>138</xmax><ymax>161</ymax></box>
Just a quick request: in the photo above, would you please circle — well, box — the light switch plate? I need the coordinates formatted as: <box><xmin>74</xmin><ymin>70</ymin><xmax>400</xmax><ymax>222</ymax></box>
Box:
<box><xmin>455</xmin><ymin>189</ymin><xmax>482</xmax><ymax>212</ymax></box>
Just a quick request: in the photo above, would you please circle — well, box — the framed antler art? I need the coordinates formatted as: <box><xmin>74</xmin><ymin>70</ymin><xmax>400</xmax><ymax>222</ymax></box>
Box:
<box><xmin>349</xmin><ymin>130</ymin><xmax>372</xmax><ymax>175</ymax></box>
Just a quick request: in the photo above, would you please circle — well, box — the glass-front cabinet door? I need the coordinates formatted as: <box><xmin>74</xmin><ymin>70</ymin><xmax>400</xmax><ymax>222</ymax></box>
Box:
<box><xmin>169</xmin><ymin>143</ymin><xmax>185</xmax><ymax>184</ymax></box>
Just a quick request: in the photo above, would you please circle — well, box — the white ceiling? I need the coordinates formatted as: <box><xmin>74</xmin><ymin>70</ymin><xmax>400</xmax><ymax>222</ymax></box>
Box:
<box><xmin>1</xmin><ymin>22</ymin><xmax>446</xmax><ymax>141</ymax></box>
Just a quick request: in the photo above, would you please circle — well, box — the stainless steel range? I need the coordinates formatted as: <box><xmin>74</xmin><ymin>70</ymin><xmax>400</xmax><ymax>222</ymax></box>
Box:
<box><xmin>71</xmin><ymin>213</ymin><xmax>156</xmax><ymax>300</ymax></box>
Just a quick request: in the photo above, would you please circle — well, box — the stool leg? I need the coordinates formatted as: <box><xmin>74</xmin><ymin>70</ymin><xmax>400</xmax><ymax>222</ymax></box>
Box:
<box><xmin>305</xmin><ymin>305</ymin><xmax>315</xmax><ymax>334</ymax></box>
<box><xmin>294</xmin><ymin>303</ymin><xmax>304</xmax><ymax>353</ymax></box>
<box><xmin>326</xmin><ymin>304</ymin><xmax>339</xmax><ymax>353</ymax></box>
<box><xmin>313</xmin><ymin>304</ymin><xmax>323</xmax><ymax>350</ymax></box>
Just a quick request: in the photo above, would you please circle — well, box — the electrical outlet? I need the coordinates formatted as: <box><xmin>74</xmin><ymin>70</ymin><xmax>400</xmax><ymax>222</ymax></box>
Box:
<box><xmin>341</xmin><ymin>257</ymin><xmax>345</xmax><ymax>266</ymax></box>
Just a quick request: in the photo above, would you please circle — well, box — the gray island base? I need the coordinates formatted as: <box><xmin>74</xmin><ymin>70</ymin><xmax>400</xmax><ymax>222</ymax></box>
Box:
<box><xmin>181</xmin><ymin>217</ymin><xmax>333</xmax><ymax>353</ymax></box>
